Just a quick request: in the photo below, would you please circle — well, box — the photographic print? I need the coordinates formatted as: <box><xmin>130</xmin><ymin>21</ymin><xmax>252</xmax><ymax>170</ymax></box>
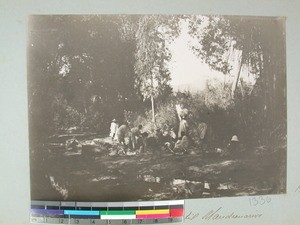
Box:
<box><xmin>28</xmin><ymin>15</ymin><xmax>286</xmax><ymax>201</ymax></box>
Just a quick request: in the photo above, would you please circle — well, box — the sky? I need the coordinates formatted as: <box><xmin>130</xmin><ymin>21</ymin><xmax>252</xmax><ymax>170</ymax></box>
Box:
<box><xmin>168</xmin><ymin>25</ymin><xmax>224</xmax><ymax>92</ymax></box>
<box><xmin>167</xmin><ymin>20</ymin><xmax>255</xmax><ymax>93</ymax></box>
<box><xmin>167</xmin><ymin>20</ymin><xmax>223</xmax><ymax>92</ymax></box>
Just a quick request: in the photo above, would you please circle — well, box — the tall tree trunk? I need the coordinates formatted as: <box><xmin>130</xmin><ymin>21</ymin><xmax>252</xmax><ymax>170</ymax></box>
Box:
<box><xmin>231</xmin><ymin>53</ymin><xmax>244</xmax><ymax>98</ymax></box>
<box><xmin>150</xmin><ymin>72</ymin><xmax>155</xmax><ymax>123</ymax></box>
<box><xmin>151</xmin><ymin>95</ymin><xmax>155</xmax><ymax>123</ymax></box>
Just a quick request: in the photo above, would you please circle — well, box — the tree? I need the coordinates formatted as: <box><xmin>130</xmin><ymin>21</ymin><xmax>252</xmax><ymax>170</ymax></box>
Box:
<box><xmin>131</xmin><ymin>15</ymin><xmax>181</xmax><ymax>122</ymax></box>
<box><xmin>28</xmin><ymin>15</ymin><xmax>140</xmax><ymax>138</ymax></box>
<box><xmin>186</xmin><ymin>15</ymin><xmax>286</xmax><ymax>149</ymax></box>
<box><xmin>188</xmin><ymin>16</ymin><xmax>286</xmax><ymax>143</ymax></box>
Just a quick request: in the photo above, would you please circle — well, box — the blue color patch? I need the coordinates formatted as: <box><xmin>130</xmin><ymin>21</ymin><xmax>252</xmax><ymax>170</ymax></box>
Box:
<box><xmin>64</xmin><ymin>210</ymin><xmax>100</xmax><ymax>216</ymax></box>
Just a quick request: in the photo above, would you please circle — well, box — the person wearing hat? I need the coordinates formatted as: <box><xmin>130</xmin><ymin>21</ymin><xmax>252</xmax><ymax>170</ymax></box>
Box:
<box><xmin>228</xmin><ymin>135</ymin><xmax>239</xmax><ymax>155</ymax></box>
<box><xmin>109</xmin><ymin>119</ymin><xmax>119</xmax><ymax>141</ymax></box>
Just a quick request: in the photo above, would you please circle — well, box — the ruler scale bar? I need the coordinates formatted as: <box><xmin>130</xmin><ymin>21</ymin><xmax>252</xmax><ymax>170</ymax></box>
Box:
<box><xmin>30</xmin><ymin>200</ymin><xmax>184</xmax><ymax>224</ymax></box>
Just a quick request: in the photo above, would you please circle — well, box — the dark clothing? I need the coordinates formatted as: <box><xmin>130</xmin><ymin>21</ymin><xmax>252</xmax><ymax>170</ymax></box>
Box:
<box><xmin>130</xmin><ymin>127</ymin><xmax>142</xmax><ymax>149</ymax></box>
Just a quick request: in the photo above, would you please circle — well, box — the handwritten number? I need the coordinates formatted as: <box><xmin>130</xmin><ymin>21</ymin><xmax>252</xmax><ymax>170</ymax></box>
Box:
<box><xmin>259</xmin><ymin>196</ymin><xmax>265</xmax><ymax>205</ymax></box>
<box><xmin>253</xmin><ymin>197</ymin><xmax>258</xmax><ymax>206</ymax></box>
<box><xmin>249</xmin><ymin>196</ymin><xmax>272</xmax><ymax>206</ymax></box>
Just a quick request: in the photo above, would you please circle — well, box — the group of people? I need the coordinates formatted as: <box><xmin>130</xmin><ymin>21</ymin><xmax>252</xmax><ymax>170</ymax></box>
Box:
<box><xmin>109</xmin><ymin>115</ymin><xmax>192</xmax><ymax>154</ymax></box>
<box><xmin>109</xmin><ymin>116</ymin><xmax>240</xmax><ymax>155</ymax></box>
<box><xmin>109</xmin><ymin>119</ymin><xmax>145</xmax><ymax>151</ymax></box>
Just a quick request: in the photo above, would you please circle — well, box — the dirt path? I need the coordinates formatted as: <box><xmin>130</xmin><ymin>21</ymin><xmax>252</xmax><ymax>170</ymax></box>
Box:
<box><xmin>30</xmin><ymin>135</ymin><xmax>284</xmax><ymax>201</ymax></box>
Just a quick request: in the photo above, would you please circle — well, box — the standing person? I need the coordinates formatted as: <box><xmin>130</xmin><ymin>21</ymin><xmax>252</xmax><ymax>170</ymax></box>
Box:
<box><xmin>178</xmin><ymin>116</ymin><xmax>188</xmax><ymax>139</ymax></box>
<box><xmin>116</xmin><ymin>123</ymin><xmax>129</xmax><ymax>145</ymax></box>
<box><xmin>197</xmin><ymin>122</ymin><xmax>208</xmax><ymax>150</ymax></box>
<box><xmin>109</xmin><ymin>119</ymin><xmax>118</xmax><ymax>141</ymax></box>
<box><xmin>155</xmin><ymin>128</ymin><xmax>164</xmax><ymax>143</ymax></box>
<box><xmin>136</xmin><ymin>131</ymin><xmax>148</xmax><ymax>153</ymax></box>
<box><xmin>130</xmin><ymin>124</ymin><xmax>143</xmax><ymax>149</ymax></box>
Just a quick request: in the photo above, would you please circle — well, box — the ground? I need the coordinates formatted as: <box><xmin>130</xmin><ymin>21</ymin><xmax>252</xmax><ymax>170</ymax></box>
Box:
<box><xmin>30</xmin><ymin>132</ymin><xmax>286</xmax><ymax>202</ymax></box>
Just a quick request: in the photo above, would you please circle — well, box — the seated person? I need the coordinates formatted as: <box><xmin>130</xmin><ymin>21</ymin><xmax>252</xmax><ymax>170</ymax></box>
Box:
<box><xmin>227</xmin><ymin>135</ymin><xmax>239</xmax><ymax>155</ymax></box>
<box><xmin>173</xmin><ymin>131</ymin><xmax>189</xmax><ymax>153</ymax></box>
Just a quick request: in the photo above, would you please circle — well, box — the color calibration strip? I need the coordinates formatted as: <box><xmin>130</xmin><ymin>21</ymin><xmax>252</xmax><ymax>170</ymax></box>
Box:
<box><xmin>30</xmin><ymin>200</ymin><xmax>184</xmax><ymax>224</ymax></box>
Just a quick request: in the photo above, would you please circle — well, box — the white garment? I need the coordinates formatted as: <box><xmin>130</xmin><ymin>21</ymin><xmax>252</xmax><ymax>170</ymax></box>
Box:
<box><xmin>110</xmin><ymin>122</ymin><xmax>118</xmax><ymax>137</ymax></box>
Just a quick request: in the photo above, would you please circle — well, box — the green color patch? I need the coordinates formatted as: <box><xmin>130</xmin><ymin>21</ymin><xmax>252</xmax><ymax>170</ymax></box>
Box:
<box><xmin>100</xmin><ymin>210</ymin><xmax>136</xmax><ymax>215</ymax></box>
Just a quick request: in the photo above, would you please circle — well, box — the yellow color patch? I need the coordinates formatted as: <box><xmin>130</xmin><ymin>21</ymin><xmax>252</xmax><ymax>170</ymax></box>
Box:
<box><xmin>136</xmin><ymin>209</ymin><xmax>170</xmax><ymax>215</ymax></box>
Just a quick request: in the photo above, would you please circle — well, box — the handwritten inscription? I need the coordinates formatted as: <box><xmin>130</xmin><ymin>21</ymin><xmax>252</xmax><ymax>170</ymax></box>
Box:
<box><xmin>185</xmin><ymin>211</ymin><xmax>200</xmax><ymax>220</ymax></box>
<box><xmin>202</xmin><ymin>207</ymin><xmax>263</xmax><ymax>221</ymax></box>
<box><xmin>249</xmin><ymin>196</ymin><xmax>271</xmax><ymax>206</ymax></box>
<box><xmin>185</xmin><ymin>207</ymin><xmax>263</xmax><ymax>221</ymax></box>
<box><xmin>295</xmin><ymin>185</ymin><xmax>300</xmax><ymax>193</ymax></box>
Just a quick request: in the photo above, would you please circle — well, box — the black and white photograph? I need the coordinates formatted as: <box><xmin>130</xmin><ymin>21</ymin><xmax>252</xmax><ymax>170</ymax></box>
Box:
<box><xmin>28</xmin><ymin>15</ymin><xmax>286</xmax><ymax>202</ymax></box>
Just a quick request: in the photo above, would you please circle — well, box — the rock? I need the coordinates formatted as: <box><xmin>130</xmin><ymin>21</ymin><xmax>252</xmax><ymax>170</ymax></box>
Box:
<box><xmin>204</xmin><ymin>182</ymin><xmax>210</xmax><ymax>190</ymax></box>
<box><xmin>93</xmin><ymin>138</ymin><xmax>103</xmax><ymax>143</ymax></box>
<box><xmin>188</xmin><ymin>166</ymin><xmax>201</xmax><ymax>172</ymax></box>
<box><xmin>216</xmin><ymin>148</ymin><xmax>222</xmax><ymax>153</ymax></box>
<box><xmin>202</xmin><ymin>192</ymin><xmax>211</xmax><ymax>196</ymax></box>
<box><xmin>172</xmin><ymin>179</ymin><xmax>186</xmax><ymax>185</ymax></box>
<box><xmin>81</xmin><ymin>140</ymin><xmax>96</xmax><ymax>146</ymax></box>
<box><xmin>126</xmin><ymin>151</ymin><xmax>136</xmax><ymax>156</ymax></box>
<box><xmin>188</xmin><ymin>181</ymin><xmax>203</xmax><ymax>194</ymax></box>
<box><xmin>150</xmin><ymin>164</ymin><xmax>162</xmax><ymax>170</ymax></box>
<box><xmin>140</xmin><ymin>175</ymin><xmax>161</xmax><ymax>183</ymax></box>
<box><xmin>190</xmin><ymin>150</ymin><xmax>197</xmax><ymax>155</ymax></box>
<box><xmin>217</xmin><ymin>183</ymin><xmax>230</xmax><ymax>190</ymax></box>
<box><xmin>67</xmin><ymin>126</ymin><xmax>79</xmax><ymax>133</ymax></box>
<box><xmin>49</xmin><ymin>176</ymin><xmax>68</xmax><ymax>200</ymax></box>
<box><xmin>254</xmin><ymin>145</ymin><xmax>269</xmax><ymax>156</ymax></box>
<box><xmin>65</xmin><ymin>138</ymin><xmax>82</xmax><ymax>150</ymax></box>
<box><xmin>91</xmin><ymin>176</ymin><xmax>117</xmax><ymax>182</ymax></box>
<box><xmin>108</xmin><ymin>148</ymin><xmax>118</xmax><ymax>156</ymax></box>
